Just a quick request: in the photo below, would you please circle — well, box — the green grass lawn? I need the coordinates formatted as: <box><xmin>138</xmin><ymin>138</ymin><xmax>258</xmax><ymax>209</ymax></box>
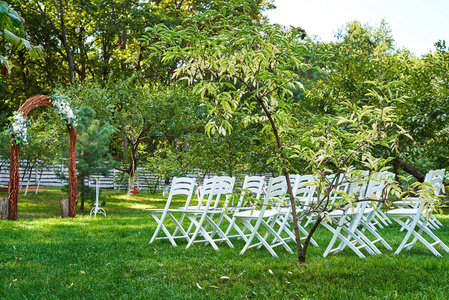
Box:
<box><xmin>1</xmin><ymin>187</ymin><xmax>449</xmax><ymax>299</ymax></box>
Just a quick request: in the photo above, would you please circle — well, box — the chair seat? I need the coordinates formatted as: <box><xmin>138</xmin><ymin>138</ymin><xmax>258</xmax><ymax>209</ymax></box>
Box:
<box><xmin>181</xmin><ymin>208</ymin><xmax>211</xmax><ymax>215</ymax></box>
<box><xmin>328</xmin><ymin>207</ymin><xmax>361</xmax><ymax>217</ymax></box>
<box><xmin>279</xmin><ymin>207</ymin><xmax>290</xmax><ymax>214</ymax></box>
<box><xmin>364</xmin><ymin>207</ymin><xmax>374</xmax><ymax>214</ymax></box>
<box><xmin>179</xmin><ymin>205</ymin><xmax>206</xmax><ymax>210</ymax></box>
<box><xmin>234</xmin><ymin>209</ymin><xmax>278</xmax><ymax>220</ymax></box>
<box><xmin>386</xmin><ymin>208</ymin><xmax>419</xmax><ymax>217</ymax></box>
<box><xmin>392</xmin><ymin>200</ymin><xmax>416</xmax><ymax>208</ymax></box>
<box><xmin>145</xmin><ymin>208</ymin><xmax>165</xmax><ymax>214</ymax></box>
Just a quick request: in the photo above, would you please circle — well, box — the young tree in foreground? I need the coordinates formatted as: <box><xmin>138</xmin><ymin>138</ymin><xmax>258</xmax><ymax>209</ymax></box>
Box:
<box><xmin>143</xmin><ymin>1</ymin><xmax>417</xmax><ymax>262</ymax></box>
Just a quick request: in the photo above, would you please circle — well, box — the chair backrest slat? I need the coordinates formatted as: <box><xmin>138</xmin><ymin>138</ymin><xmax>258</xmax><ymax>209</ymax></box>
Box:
<box><xmin>262</xmin><ymin>176</ymin><xmax>287</xmax><ymax>211</ymax></box>
<box><xmin>166</xmin><ymin>177</ymin><xmax>196</xmax><ymax>210</ymax></box>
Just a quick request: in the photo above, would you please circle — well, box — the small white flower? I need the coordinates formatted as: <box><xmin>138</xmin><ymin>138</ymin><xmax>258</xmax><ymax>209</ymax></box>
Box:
<box><xmin>10</xmin><ymin>111</ymin><xmax>28</xmax><ymax>145</ymax></box>
<box><xmin>51</xmin><ymin>96</ymin><xmax>76</xmax><ymax>127</ymax></box>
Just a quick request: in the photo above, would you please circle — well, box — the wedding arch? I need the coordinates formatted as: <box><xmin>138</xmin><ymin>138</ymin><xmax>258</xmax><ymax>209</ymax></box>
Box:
<box><xmin>8</xmin><ymin>95</ymin><xmax>77</xmax><ymax>220</ymax></box>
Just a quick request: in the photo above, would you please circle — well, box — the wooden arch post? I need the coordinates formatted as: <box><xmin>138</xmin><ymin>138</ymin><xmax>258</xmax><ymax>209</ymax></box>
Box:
<box><xmin>8</xmin><ymin>95</ymin><xmax>77</xmax><ymax>220</ymax></box>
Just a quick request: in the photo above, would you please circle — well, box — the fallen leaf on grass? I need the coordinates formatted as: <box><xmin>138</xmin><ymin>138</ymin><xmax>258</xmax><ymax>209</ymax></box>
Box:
<box><xmin>80</xmin><ymin>271</ymin><xmax>85</xmax><ymax>274</ymax></box>
<box><xmin>196</xmin><ymin>283</ymin><xmax>202</xmax><ymax>289</ymax></box>
<box><xmin>220</xmin><ymin>276</ymin><xmax>230</xmax><ymax>283</ymax></box>
<box><xmin>237</xmin><ymin>271</ymin><xmax>246</xmax><ymax>278</ymax></box>
<box><xmin>153</xmin><ymin>248</ymin><xmax>157</xmax><ymax>253</ymax></box>
<box><xmin>15</xmin><ymin>257</ymin><xmax>22</xmax><ymax>261</ymax></box>
<box><xmin>9</xmin><ymin>279</ymin><xmax>17</xmax><ymax>288</ymax></box>
<box><xmin>67</xmin><ymin>283</ymin><xmax>74</xmax><ymax>289</ymax></box>
<box><xmin>210</xmin><ymin>285</ymin><xmax>219</xmax><ymax>289</ymax></box>
<box><xmin>268</xmin><ymin>269</ymin><xmax>274</xmax><ymax>275</ymax></box>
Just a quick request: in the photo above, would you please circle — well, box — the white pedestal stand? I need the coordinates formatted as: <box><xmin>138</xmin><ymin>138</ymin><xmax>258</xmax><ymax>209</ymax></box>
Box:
<box><xmin>90</xmin><ymin>175</ymin><xmax>106</xmax><ymax>218</ymax></box>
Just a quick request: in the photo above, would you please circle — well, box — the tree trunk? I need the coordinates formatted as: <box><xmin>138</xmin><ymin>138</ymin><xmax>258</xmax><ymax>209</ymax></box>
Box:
<box><xmin>79</xmin><ymin>175</ymin><xmax>85</xmax><ymax>212</ymax></box>
<box><xmin>122</xmin><ymin>132</ymin><xmax>128</xmax><ymax>164</ymax></box>
<box><xmin>127</xmin><ymin>144</ymin><xmax>139</xmax><ymax>195</ymax></box>
<box><xmin>256</xmin><ymin>95</ymin><xmax>305</xmax><ymax>262</ymax></box>
<box><xmin>152</xmin><ymin>176</ymin><xmax>160</xmax><ymax>194</ymax></box>
<box><xmin>397</xmin><ymin>158</ymin><xmax>425</xmax><ymax>182</ymax></box>
<box><xmin>39</xmin><ymin>0</ymin><xmax>75</xmax><ymax>83</ymax></box>
<box><xmin>68</xmin><ymin>127</ymin><xmax>77</xmax><ymax>218</ymax></box>
<box><xmin>80</xmin><ymin>196</ymin><xmax>85</xmax><ymax>212</ymax></box>
<box><xmin>128</xmin><ymin>172</ymin><xmax>135</xmax><ymax>195</ymax></box>
<box><xmin>101</xmin><ymin>34</ymin><xmax>112</xmax><ymax>80</ymax></box>
<box><xmin>0</xmin><ymin>198</ymin><xmax>9</xmax><ymax>220</ymax></box>
<box><xmin>59</xmin><ymin>198</ymin><xmax>69</xmax><ymax>218</ymax></box>
<box><xmin>112</xmin><ymin>4</ymin><xmax>128</xmax><ymax>78</ymax></box>
<box><xmin>8</xmin><ymin>142</ymin><xmax>19</xmax><ymax>220</ymax></box>
<box><xmin>58</xmin><ymin>0</ymin><xmax>75</xmax><ymax>83</ymax></box>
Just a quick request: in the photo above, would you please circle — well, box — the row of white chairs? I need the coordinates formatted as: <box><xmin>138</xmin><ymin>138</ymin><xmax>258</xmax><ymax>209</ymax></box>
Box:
<box><xmin>147</xmin><ymin>175</ymin><xmax>304</xmax><ymax>257</ymax></box>
<box><xmin>387</xmin><ymin>169</ymin><xmax>449</xmax><ymax>256</ymax></box>
<box><xmin>146</xmin><ymin>170</ymin><xmax>449</xmax><ymax>257</ymax></box>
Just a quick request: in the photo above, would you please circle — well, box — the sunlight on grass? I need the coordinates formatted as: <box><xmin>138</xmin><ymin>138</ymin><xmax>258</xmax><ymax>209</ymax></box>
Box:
<box><xmin>1</xmin><ymin>187</ymin><xmax>449</xmax><ymax>298</ymax></box>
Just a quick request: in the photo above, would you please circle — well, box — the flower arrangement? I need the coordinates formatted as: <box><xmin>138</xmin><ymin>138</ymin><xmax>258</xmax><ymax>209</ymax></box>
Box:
<box><xmin>50</xmin><ymin>95</ymin><xmax>76</xmax><ymax>127</ymax></box>
<box><xmin>8</xmin><ymin>111</ymin><xmax>28</xmax><ymax>145</ymax></box>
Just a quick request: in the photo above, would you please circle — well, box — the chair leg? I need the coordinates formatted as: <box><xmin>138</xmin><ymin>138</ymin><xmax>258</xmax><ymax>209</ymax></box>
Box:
<box><xmin>169</xmin><ymin>214</ymin><xmax>191</xmax><ymax>243</ymax></box>
<box><xmin>360</xmin><ymin>219</ymin><xmax>392</xmax><ymax>251</ymax></box>
<box><xmin>321</xmin><ymin>222</ymin><xmax>367</xmax><ymax>258</ymax></box>
<box><xmin>224</xmin><ymin>215</ymin><xmax>249</xmax><ymax>242</ymax></box>
<box><xmin>185</xmin><ymin>214</ymin><xmax>218</xmax><ymax>250</ymax></box>
<box><xmin>412</xmin><ymin>219</ymin><xmax>449</xmax><ymax>253</ymax></box>
<box><xmin>392</xmin><ymin>217</ymin><xmax>443</xmax><ymax>256</ymax></box>
<box><xmin>150</xmin><ymin>214</ymin><xmax>178</xmax><ymax>247</ymax></box>
<box><xmin>204</xmin><ymin>215</ymin><xmax>234</xmax><ymax>248</ymax></box>
<box><xmin>149</xmin><ymin>215</ymin><xmax>164</xmax><ymax>244</ymax></box>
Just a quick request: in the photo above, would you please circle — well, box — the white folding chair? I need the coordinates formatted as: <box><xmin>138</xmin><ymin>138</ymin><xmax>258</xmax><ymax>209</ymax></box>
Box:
<box><xmin>146</xmin><ymin>177</ymin><xmax>196</xmax><ymax>246</ymax></box>
<box><xmin>183</xmin><ymin>176</ymin><xmax>236</xmax><ymax>251</ymax></box>
<box><xmin>274</xmin><ymin>174</ymin><xmax>319</xmax><ymax>247</ymax></box>
<box><xmin>386</xmin><ymin>170</ymin><xmax>449</xmax><ymax>256</ymax></box>
<box><xmin>366</xmin><ymin>171</ymin><xmax>394</xmax><ymax>230</ymax></box>
<box><xmin>302</xmin><ymin>173</ymin><xmax>340</xmax><ymax>228</ymax></box>
<box><xmin>320</xmin><ymin>172</ymin><xmax>381</xmax><ymax>258</ymax></box>
<box><xmin>392</xmin><ymin>170</ymin><xmax>433</xmax><ymax>209</ymax></box>
<box><xmin>344</xmin><ymin>177</ymin><xmax>393</xmax><ymax>253</ymax></box>
<box><xmin>394</xmin><ymin>169</ymin><xmax>445</xmax><ymax>231</ymax></box>
<box><xmin>223</xmin><ymin>175</ymin><xmax>266</xmax><ymax>241</ymax></box>
<box><xmin>233</xmin><ymin>176</ymin><xmax>294</xmax><ymax>257</ymax></box>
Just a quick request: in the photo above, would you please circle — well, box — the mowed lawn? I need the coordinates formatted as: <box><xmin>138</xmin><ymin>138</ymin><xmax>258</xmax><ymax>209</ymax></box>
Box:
<box><xmin>1</xmin><ymin>187</ymin><xmax>449</xmax><ymax>299</ymax></box>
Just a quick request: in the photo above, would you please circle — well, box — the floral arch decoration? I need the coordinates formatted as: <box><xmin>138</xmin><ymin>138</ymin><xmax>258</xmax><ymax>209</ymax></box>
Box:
<box><xmin>8</xmin><ymin>95</ymin><xmax>77</xmax><ymax>220</ymax></box>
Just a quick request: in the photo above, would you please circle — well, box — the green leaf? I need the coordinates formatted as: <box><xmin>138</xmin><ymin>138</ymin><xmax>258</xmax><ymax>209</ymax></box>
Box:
<box><xmin>3</xmin><ymin>28</ymin><xmax>21</xmax><ymax>47</ymax></box>
<box><xmin>0</xmin><ymin>1</ymin><xmax>8</xmax><ymax>14</ymax></box>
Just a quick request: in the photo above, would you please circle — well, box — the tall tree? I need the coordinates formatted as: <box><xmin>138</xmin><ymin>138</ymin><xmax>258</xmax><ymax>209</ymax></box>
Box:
<box><xmin>0</xmin><ymin>0</ymin><xmax>43</xmax><ymax>75</ymax></box>
<box><xmin>0</xmin><ymin>0</ymin><xmax>44</xmax><ymax>112</ymax></box>
<box><xmin>143</xmin><ymin>0</ymin><xmax>411</xmax><ymax>262</ymax></box>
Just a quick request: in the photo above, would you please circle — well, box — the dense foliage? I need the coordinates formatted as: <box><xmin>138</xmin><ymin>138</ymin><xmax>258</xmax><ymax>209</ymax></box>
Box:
<box><xmin>1</xmin><ymin>1</ymin><xmax>448</xmax><ymax>256</ymax></box>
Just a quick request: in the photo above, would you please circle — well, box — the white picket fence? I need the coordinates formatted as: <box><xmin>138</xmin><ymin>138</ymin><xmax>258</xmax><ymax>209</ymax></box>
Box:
<box><xmin>0</xmin><ymin>163</ymin><xmax>167</xmax><ymax>190</ymax></box>
<box><xmin>0</xmin><ymin>160</ymin><xmax>275</xmax><ymax>192</ymax></box>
